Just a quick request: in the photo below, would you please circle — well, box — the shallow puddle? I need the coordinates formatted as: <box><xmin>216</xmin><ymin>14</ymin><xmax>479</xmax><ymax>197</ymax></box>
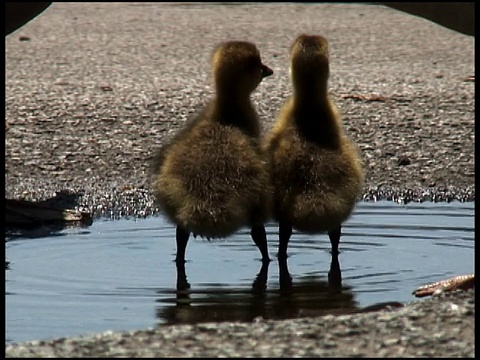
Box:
<box><xmin>5</xmin><ymin>201</ymin><xmax>474</xmax><ymax>344</ymax></box>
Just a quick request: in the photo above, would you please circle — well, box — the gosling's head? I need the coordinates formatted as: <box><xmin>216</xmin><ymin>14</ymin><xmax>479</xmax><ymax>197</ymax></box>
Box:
<box><xmin>289</xmin><ymin>34</ymin><xmax>330</xmax><ymax>92</ymax></box>
<box><xmin>211</xmin><ymin>41</ymin><xmax>273</xmax><ymax>96</ymax></box>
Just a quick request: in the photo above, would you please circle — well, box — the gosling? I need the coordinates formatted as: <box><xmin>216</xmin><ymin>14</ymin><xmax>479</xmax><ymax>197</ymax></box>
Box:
<box><xmin>153</xmin><ymin>40</ymin><xmax>273</xmax><ymax>264</ymax></box>
<box><xmin>263</xmin><ymin>34</ymin><xmax>364</xmax><ymax>259</ymax></box>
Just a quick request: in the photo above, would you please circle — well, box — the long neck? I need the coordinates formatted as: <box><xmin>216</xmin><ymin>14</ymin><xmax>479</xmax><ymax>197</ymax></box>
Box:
<box><xmin>292</xmin><ymin>76</ymin><xmax>329</xmax><ymax>106</ymax></box>
<box><xmin>215</xmin><ymin>86</ymin><xmax>252</xmax><ymax>107</ymax></box>
<box><xmin>292</xmin><ymin>83</ymin><xmax>342</xmax><ymax>147</ymax></box>
<box><xmin>212</xmin><ymin>91</ymin><xmax>260</xmax><ymax>138</ymax></box>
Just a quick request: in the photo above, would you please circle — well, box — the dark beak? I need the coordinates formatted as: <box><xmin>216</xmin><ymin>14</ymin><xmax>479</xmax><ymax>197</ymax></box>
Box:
<box><xmin>261</xmin><ymin>64</ymin><xmax>274</xmax><ymax>78</ymax></box>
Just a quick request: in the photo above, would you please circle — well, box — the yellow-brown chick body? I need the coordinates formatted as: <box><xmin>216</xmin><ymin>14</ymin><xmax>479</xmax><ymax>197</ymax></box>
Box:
<box><xmin>263</xmin><ymin>34</ymin><xmax>364</xmax><ymax>258</ymax></box>
<box><xmin>153</xmin><ymin>41</ymin><xmax>273</xmax><ymax>265</ymax></box>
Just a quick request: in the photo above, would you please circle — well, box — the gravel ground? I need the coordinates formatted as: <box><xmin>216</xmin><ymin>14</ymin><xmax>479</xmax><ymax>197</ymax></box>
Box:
<box><xmin>5</xmin><ymin>290</ymin><xmax>475</xmax><ymax>358</ymax></box>
<box><xmin>5</xmin><ymin>2</ymin><xmax>475</xmax><ymax>357</ymax></box>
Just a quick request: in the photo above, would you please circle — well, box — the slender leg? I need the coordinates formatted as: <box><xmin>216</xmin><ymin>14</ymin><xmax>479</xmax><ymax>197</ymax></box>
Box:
<box><xmin>328</xmin><ymin>225</ymin><xmax>341</xmax><ymax>256</ymax></box>
<box><xmin>250</xmin><ymin>224</ymin><xmax>270</xmax><ymax>263</ymax></box>
<box><xmin>175</xmin><ymin>225</ymin><xmax>190</xmax><ymax>264</ymax></box>
<box><xmin>277</xmin><ymin>219</ymin><xmax>292</xmax><ymax>261</ymax></box>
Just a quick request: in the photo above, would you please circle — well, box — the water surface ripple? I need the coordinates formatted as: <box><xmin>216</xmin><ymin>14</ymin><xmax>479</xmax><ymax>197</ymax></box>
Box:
<box><xmin>5</xmin><ymin>201</ymin><xmax>474</xmax><ymax>344</ymax></box>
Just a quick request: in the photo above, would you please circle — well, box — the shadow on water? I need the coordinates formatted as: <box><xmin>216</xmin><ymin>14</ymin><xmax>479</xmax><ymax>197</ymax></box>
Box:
<box><xmin>5</xmin><ymin>201</ymin><xmax>474</xmax><ymax>344</ymax></box>
<box><xmin>5</xmin><ymin>190</ymin><xmax>93</xmax><ymax>240</ymax></box>
<box><xmin>157</xmin><ymin>254</ymin><xmax>359</xmax><ymax>325</ymax></box>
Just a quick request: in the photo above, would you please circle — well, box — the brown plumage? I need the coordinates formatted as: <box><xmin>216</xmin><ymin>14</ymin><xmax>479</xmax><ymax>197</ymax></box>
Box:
<box><xmin>153</xmin><ymin>40</ymin><xmax>273</xmax><ymax>264</ymax></box>
<box><xmin>263</xmin><ymin>34</ymin><xmax>364</xmax><ymax>259</ymax></box>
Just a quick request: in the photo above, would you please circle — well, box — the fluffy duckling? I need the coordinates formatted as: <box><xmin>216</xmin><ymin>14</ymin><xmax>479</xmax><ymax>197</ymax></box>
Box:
<box><xmin>263</xmin><ymin>34</ymin><xmax>364</xmax><ymax>259</ymax></box>
<box><xmin>153</xmin><ymin>40</ymin><xmax>273</xmax><ymax>264</ymax></box>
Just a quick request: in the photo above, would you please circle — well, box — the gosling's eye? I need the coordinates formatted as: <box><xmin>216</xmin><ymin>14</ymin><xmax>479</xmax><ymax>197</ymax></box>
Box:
<box><xmin>244</xmin><ymin>57</ymin><xmax>261</xmax><ymax>73</ymax></box>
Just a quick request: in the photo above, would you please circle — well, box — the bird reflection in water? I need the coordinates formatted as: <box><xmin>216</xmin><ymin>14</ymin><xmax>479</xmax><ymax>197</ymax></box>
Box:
<box><xmin>156</xmin><ymin>253</ymin><xmax>360</xmax><ymax>325</ymax></box>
